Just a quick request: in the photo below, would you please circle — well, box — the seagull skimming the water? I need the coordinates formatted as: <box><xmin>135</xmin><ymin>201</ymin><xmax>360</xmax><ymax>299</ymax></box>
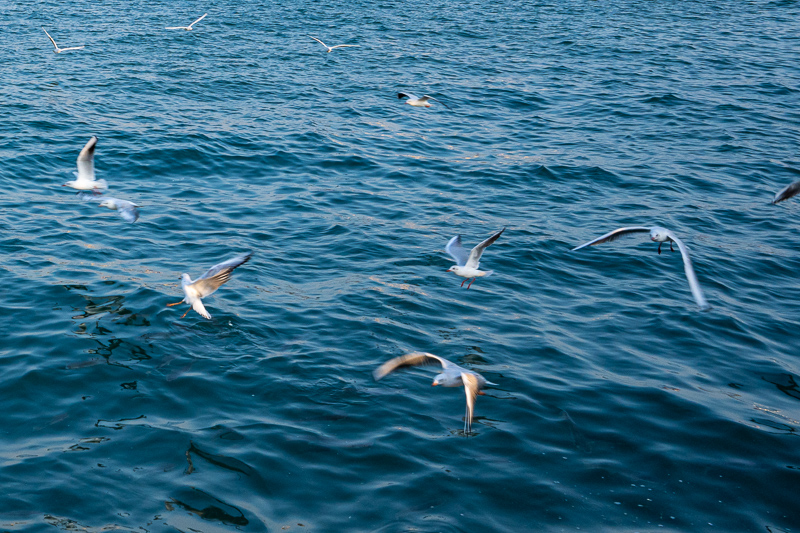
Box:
<box><xmin>572</xmin><ymin>226</ymin><xmax>710</xmax><ymax>310</ymax></box>
<box><xmin>773</xmin><ymin>180</ymin><xmax>800</xmax><ymax>204</ymax></box>
<box><xmin>398</xmin><ymin>92</ymin><xmax>450</xmax><ymax>109</ymax></box>
<box><xmin>63</xmin><ymin>136</ymin><xmax>107</xmax><ymax>192</ymax></box>
<box><xmin>373</xmin><ymin>352</ymin><xmax>496</xmax><ymax>433</ymax></box>
<box><xmin>309</xmin><ymin>36</ymin><xmax>358</xmax><ymax>53</ymax></box>
<box><xmin>42</xmin><ymin>27</ymin><xmax>84</xmax><ymax>53</ymax></box>
<box><xmin>167</xmin><ymin>252</ymin><xmax>252</xmax><ymax>319</ymax></box>
<box><xmin>445</xmin><ymin>228</ymin><xmax>505</xmax><ymax>289</ymax></box>
<box><xmin>166</xmin><ymin>13</ymin><xmax>207</xmax><ymax>31</ymax></box>
<box><xmin>98</xmin><ymin>198</ymin><xmax>140</xmax><ymax>223</ymax></box>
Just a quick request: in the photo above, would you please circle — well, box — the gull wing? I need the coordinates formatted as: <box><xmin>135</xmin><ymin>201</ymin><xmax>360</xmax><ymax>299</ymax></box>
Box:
<box><xmin>461</xmin><ymin>372</ymin><xmax>480</xmax><ymax>433</ymax></box>
<box><xmin>59</xmin><ymin>46</ymin><xmax>85</xmax><ymax>52</ymax></box>
<box><xmin>42</xmin><ymin>27</ymin><xmax>58</xmax><ymax>50</ymax></box>
<box><xmin>571</xmin><ymin>226</ymin><xmax>651</xmax><ymax>251</ymax></box>
<box><xmin>189</xmin><ymin>252</ymin><xmax>253</xmax><ymax>298</ymax></box>
<box><xmin>330</xmin><ymin>44</ymin><xmax>358</xmax><ymax>50</ymax></box>
<box><xmin>465</xmin><ymin>227</ymin><xmax>505</xmax><ymax>269</ymax></box>
<box><xmin>445</xmin><ymin>235</ymin><xmax>470</xmax><ymax>267</ymax></box>
<box><xmin>372</xmin><ymin>352</ymin><xmax>451</xmax><ymax>380</ymax></box>
<box><xmin>118</xmin><ymin>204</ymin><xmax>140</xmax><ymax>223</ymax></box>
<box><xmin>398</xmin><ymin>92</ymin><xmax>417</xmax><ymax>100</ymax></box>
<box><xmin>310</xmin><ymin>36</ymin><xmax>328</xmax><ymax>48</ymax></box>
<box><xmin>421</xmin><ymin>95</ymin><xmax>451</xmax><ymax>110</ymax></box>
<box><xmin>773</xmin><ymin>180</ymin><xmax>800</xmax><ymax>204</ymax></box>
<box><xmin>665</xmin><ymin>231</ymin><xmax>710</xmax><ymax>310</ymax></box>
<box><xmin>165</xmin><ymin>26</ymin><xmax>188</xmax><ymax>30</ymax></box>
<box><xmin>76</xmin><ymin>136</ymin><xmax>97</xmax><ymax>181</ymax></box>
<box><xmin>189</xmin><ymin>13</ymin><xmax>207</xmax><ymax>27</ymax></box>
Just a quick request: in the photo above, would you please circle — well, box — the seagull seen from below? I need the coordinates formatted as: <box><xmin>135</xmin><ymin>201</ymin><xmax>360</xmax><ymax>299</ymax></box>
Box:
<box><xmin>63</xmin><ymin>136</ymin><xmax>108</xmax><ymax>192</ymax></box>
<box><xmin>572</xmin><ymin>226</ymin><xmax>710</xmax><ymax>310</ymax></box>
<box><xmin>446</xmin><ymin>227</ymin><xmax>505</xmax><ymax>289</ymax></box>
<box><xmin>373</xmin><ymin>352</ymin><xmax>496</xmax><ymax>434</ymax></box>
<box><xmin>309</xmin><ymin>36</ymin><xmax>358</xmax><ymax>53</ymax></box>
<box><xmin>773</xmin><ymin>180</ymin><xmax>800</xmax><ymax>204</ymax></box>
<box><xmin>42</xmin><ymin>27</ymin><xmax>84</xmax><ymax>53</ymax></box>
<box><xmin>166</xmin><ymin>13</ymin><xmax>207</xmax><ymax>31</ymax></box>
<box><xmin>167</xmin><ymin>252</ymin><xmax>252</xmax><ymax>319</ymax></box>
<box><xmin>398</xmin><ymin>93</ymin><xmax>451</xmax><ymax>109</ymax></box>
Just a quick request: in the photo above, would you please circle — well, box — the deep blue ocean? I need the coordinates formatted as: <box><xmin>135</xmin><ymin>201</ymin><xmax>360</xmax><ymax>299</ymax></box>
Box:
<box><xmin>1</xmin><ymin>0</ymin><xmax>799</xmax><ymax>531</ymax></box>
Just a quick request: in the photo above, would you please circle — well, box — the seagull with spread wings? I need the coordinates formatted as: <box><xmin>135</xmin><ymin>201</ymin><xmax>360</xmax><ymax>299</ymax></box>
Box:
<box><xmin>309</xmin><ymin>36</ymin><xmax>358</xmax><ymax>53</ymax></box>
<box><xmin>398</xmin><ymin>92</ymin><xmax>450</xmax><ymax>109</ymax></box>
<box><xmin>98</xmin><ymin>198</ymin><xmax>141</xmax><ymax>223</ymax></box>
<box><xmin>445</xmin><ymin>227</ymin><xmax>505</xmax><ymax>289</ymax></box>
<box><xmin>63</xmin><ymin>136</ymin><xmax>107</xmax><ymax>192</ymax></box>
<box><xmin>572</xmin><ymin>226</ymin><xmax>710</xmax><ymax>310</ymax></box>
<box><xmin>42</xmin><ymin>27</ymin><xmax>84</xmax><ymax>53</ymax></box>
<box><xmin>373</xmin><ymin>352</ymin><xmax>496</xmax><ymax>434</ymax></box>
<box><xmin>166</xmin><ymin>13</ymin><xmax>207</xmax><ymax>30</ymax></box>
<box><xmin>167</xmin><ymin>252</ymin><xmax>252</xmax><ymax>319</ymax></box>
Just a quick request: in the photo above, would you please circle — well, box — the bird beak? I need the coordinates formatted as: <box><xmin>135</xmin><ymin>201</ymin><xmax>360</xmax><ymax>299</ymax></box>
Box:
<box><xmin>432</xmin><ymin>382</ymin><xmax>439</xmax><ymax>386</ymax></box>
<box><xmin>445</xmin><ymin>269</ymin><xmax>452</xmax><ymax>272</ymax></box>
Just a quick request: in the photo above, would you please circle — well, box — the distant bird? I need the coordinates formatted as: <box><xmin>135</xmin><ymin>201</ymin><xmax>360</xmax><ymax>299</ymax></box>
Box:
<box><xmin>98</xmin><ymin>197</ymin><xmax>140</xmax><ymax>223</ymax></box>
<box><xmin>572</xmin><ymin>226</ymin><xmax>710</xmax><ymax>310</ymax></box>
<box><xmin>167</xmin><ymin>252</ymin><xmax>252</xmax><ymax>319</ymax></box>
<box><xmin>63</xmin><ymin>136</ymin><xmax>108</xmax><ymax>192</ymax></box>
<box><xmin>42</xmin><ymin>27</ymin><xmax>84</xmax><ymax>53</ymax></box>
<box><xmin>772</xmin><ymin>180</ymin><xmax>800</xmax><ymax>204</ymax></box>
<box><xmin>373</xmin><ymin>352</ymin><xmax>496</xmax><ymax>433</ymax></box>
<box><xmin>309</xmin><ymin>36</ymin><xmax>358</xmax><ymax>53</ymax></box>
<box><xmin>445</xmin><ymin>228</ymin><xmax>505</xmax><ymax>289</ymax></box>
<box><xmin>398</xmin><ymin>92</ymin><xmax>450</xmax><ymax>109</ymax></box>
<box><xmin>166</xmin><ymin>13</ymin><xmax>207</xmax><ymax>30</ymax></box>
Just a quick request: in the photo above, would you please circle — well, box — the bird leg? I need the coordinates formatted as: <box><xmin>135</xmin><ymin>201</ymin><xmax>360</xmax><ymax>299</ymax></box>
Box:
<box><xmin>670</xmin><ymin>242</ymin><xmax>675</xmax><ymax>252</ymax></box>
<box><xmin>460</xmin><ymin>278</ymin><xmax>467</xmax><ymax>287</ymax></box>
<box><xmin>466</xmin><ymin>278</ymin><xmax>476</xmax><ymax>289</ymax></box>
<box><xmin>166</xmin><ymin>301</ymin><xmax>184</xmax><ymax>307</ymax></box>
<box><xmin>657</xmin><ymin>243</ymin><xmax>662</xmax><ymax>255</ymax></box>
<box><xmin>180</xmin><ymin>309</ymin><xmax>190</xmax><ymax>319</ymax></box>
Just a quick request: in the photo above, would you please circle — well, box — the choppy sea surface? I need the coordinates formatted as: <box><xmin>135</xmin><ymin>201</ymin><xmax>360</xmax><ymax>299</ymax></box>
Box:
<box><xmin>1</xmin><ymin>0</ymin><xmax>799</xmax><ymax>531</ymax></box>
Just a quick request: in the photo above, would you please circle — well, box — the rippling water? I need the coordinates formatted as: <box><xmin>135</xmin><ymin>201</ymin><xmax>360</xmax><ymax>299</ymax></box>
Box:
<box><xmin>1</xmin><ymin>0</ymin><xmax>799</xmax><ymax>531</ymax></box>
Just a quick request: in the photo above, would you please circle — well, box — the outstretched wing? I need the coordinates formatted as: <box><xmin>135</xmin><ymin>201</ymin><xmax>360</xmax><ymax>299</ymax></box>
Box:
<box><xmin>421</xmin><ymin>95</ymin><xmax>451</xmax><ymax>110</ymax></box>
<box><xmin>76</xmin><ymin>136</ymin><xmax>97</xmax><ymax>181</ymax></box>
<box><xmin>445</xmin><ymin>235</ymin><xmax>470</xmax><ymax>267</ymax></box>
<box><xmin>310</xmin><ymin>36</ymin><xmax>328</xmax><ymax>48</ymax></box>
<box><xmin>189</xmin><ymin>252</ymin><xmax>252</xmax><ymax>298</ymax></box>
<box><xmin>571</xmin><ymin>226</ymin><xmax>651</xmax><ymax>251</ymax></box>
<box><xmin>665</xmin><ymin>231</ymin><xmax>710</xmax><ymax>310</ymax></box>
<box><xmin>118</xmin><ymin>204</ymin><xmax>140</xmax><ymax>223</ymax></box>
<box><xmin>461</xmin><ymin>373</ymin><xmax>480</xmax><ymax>433</ymax></box>
<box><xmin>373</xmin><ymin>352</ymin><xmax>450</xmax><ymax>381</ymax></box>
<box><xmin>773</xmin><ymin>180</ymin><xmax>800</xmax><ymax>204</ymax></box>
<box><xmin>465</xmin><ymin>227</ymin><xmax>505</xmax><ymax>269</ymax></box>
<box><xmin>330</xmin><ymin>44</ymin><xmax>358</xmax><ymax>50</ymax></box>
<box><xmin>59</xmin><ymin>46</ymin><xmax>85</xmax><ymax>52</ymax></box>
<box><xmin>189</xmin><ymin>13</ymin><xmax>207</xmax><ymax>27</ymax></box>
<box><xmin>398</xmin><ymin>92</ymin><xmax>416</xmax><ymax>100</ymax></box>
<box><xmin>42</xmin><ymin>27</ymin><xmax>58</xmax><ymax>49</ymax></box>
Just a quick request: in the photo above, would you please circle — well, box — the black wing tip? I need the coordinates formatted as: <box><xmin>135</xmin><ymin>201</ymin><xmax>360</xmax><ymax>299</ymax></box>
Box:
<box><xmin>398</xmin><ymin>93</ymin><xmax>408</xmax><ymax>99</ymax></box>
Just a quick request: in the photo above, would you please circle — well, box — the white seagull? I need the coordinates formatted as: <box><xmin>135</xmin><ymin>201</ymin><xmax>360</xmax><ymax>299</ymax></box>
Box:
<box><xmin>572</xmin><ymin>226</ymin><xmax>710</xmax><ymax>310</ymax></box>
<box><xmin>309</xmin><ymin>36</ymin><xmax>358</xmax><ymax>53</ymax></box>
<box><xmin>98</xmin><ymin>198</ymin><xmax>141</xmax><ymax>223</ymax></box>
<box><xmin>373</xmin><ymin>352</ymin><xmax>496</xmax><ymax>433</ymax></box>
<box><xmin>166</xmin><ymin>13</ymin><xmax>207</xmax><ymax>31</ymax></box>
<box><xmin>445</xmin><ymin>227</ymin><xmax>505</xmax><ymax>289</ymax></box>
<box><xmin>398</xmin><ymin>92</ymin><xmax>451</xmax><ymax>109</ymax></box>
<box><xmin>63</xmin><ymin>136</ymin><xmax>108</xmax><ymax>192</ymax></box>
<box><xmin>42</xmin><ymin>27</ymin><xmax>84</xmax><ymax>53</ymax></box>
<box><xmin>773</xmin><ymin>180</ymin><xmax>800</xmax><ymax>204</ymax></box>
<box><xmin>167</xmin><ymin>252</ymin><xmax>252</xmax><ymax>319</ymax></box>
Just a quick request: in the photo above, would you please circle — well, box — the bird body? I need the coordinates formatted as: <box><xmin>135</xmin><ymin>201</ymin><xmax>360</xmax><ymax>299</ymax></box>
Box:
<box><xmin>42</xmin><ymin>27</ymin><xmax>84</xmax><ymax>53</ymax></box>
<box><xmin>63</xmin><ymin>136</ymin><xmax>108</xmax><ymax>192</ymax></box>
<box><xmin>373</xmin><ymin>352</ymin><xmax>495</xmax><ymax>433</ymax></box>
<box><xmin>445</xmin><ymin>227</ymin><xmax>505</xmax><ymax>289</ymax></box>
<box><xmin>397</xmin><ymin>92</ymin><xmax>450</xmax><ymax>109</ymax></box>
<box><xmin>310</xmin><ymin>36</ymin><xmax>358</xmax><ymax>53</ymax></box>
<box><xmin>166</xmin><ymin>13</ymin><xmax>207</xmax><ymax>30</ymax></box>
<box><xmin>167</xmin><ymin>252</ymin><xmax>252</xmax><ymax>319</ymax></box>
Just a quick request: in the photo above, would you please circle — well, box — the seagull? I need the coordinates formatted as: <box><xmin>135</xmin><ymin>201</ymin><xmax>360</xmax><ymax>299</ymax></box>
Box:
<box><xmin>98</xmin><ymin>198</ymin><xmax>140</xmax><ymax>223</ymax></box>
<box><xmin>309</xmin><ymin>36</ymin><xmax>358</xmax><ymax>53</ymax></box>
<box><xmin>572</xmin><ymin>226</ymin><xmax>710</xmax><ymax>310</ymax></box>
<box><xmin>373</xmin><ymin>352</ymin><xmax>496</xmax><ymax>433</ymax></box>
<box><xmin>773</xmin><ymin>181</ymin><xmax>800</xmax><ymax>204</ymax></box>
<box><xmin>166</xmin><ymin>13</ymin><xmax>207</xmax><ymax>30</ymax></box>
<box><xmin>42</xmin><ymin>27</ymin><xmax>84</xmax><ymax>53</ymax></box>
<box><xmin>167</xmin><ymin>252</ymin><xmax>252</xmax><ymax>319</ymax></box>
<box><xmin>63</xmin><ymin>136</ymin><xmax>108</xmax><ymax>192</ymax></box>
<box><xmin>397</xmin><ymin>92</ymin><xmax>451</xmax><ymax>109</ymax></box>
<box><xmin>445</xmin><ymin>227</ymin><xmax>505</xmax><ymax>289</ymax></box>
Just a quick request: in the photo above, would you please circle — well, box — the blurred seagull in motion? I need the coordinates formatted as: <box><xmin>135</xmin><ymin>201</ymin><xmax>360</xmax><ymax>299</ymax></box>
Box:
<box><xmin>166</xmin><ymin>13</ymin><xmax>207</xmax><ymax>30</ymax></box>
<box><xmin>98</xmin><ymin>197</ymin><xmax>140</xmax><ymax>223</ymax></box>
<box><xmin>398</xmin><ymin>92</ymin><xmax>450</xmax><ymax>109</ymax></box>
<box><xmin>772</xmin><ymin>180</ymin><xmax>800</xmax><ymax>204</ymax></box>
<box><xmin>373</xmin><ymin>352</ymin><xmax>496</xmax><ymax>433</ymax></box>
<box><xmin>63</xmin><ymin>136</ymin><xmax>107</xmax><ymax>192</ymax></box>
<box><xmin>42</xmin><ymin>27</ymin><xmax>84</xmax><ymax>53</ymax></box>
<box><xmin>167</xmin><ymin>252</ymin><xmax>252</xmax><ymax>319</ymax></box>
<box><xmin>572</xmin><ymin>226</ymin><xmax>710</xmax><ymax>310</ymax></box>
<box><xmin>445</xmin><ymin>227</ymin><xmax>505</xmax><ymax>289</ymax></box>
<box><xmin>309</xmin><ymin>36</ymin><xmax>358</xmax><ymax>53</ymax></box>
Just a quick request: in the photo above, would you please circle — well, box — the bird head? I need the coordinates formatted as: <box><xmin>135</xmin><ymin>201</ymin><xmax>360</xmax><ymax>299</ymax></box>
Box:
<box><xmin>650</xmin><ymin>227</ymin><xmax>668</xmax><ymax>242</ymax></box>
<box><xmin>446</xmin><ymin>265</ymin><xmax>461</xmax><ymax>275</ymax></box>
<box><xmin>181</xmin><ymin>273</ymin><xmax>192</xmax><ymax>285</ymax></box>
<box><xmin>98</xmin><ymin>199</ymin><xmax>116</xmax><ymax>210</ymax></box>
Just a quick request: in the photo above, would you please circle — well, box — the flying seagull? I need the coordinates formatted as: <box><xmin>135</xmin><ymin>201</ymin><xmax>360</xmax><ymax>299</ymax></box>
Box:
<box><xmin>63</xmin><ymin>136</ymin><xmax>108</xmax><ymax>192</ymax></box>
<box><xmin>397</xmin><ymin>92</ymin><xmax>451</xmax><ymax>109</ymax></box>
<box><xmin>42</xmin><ymin>27</ymin><xmax>84</xmax><ymax>53</ymax></box>
<box><xmin>373</xmin><ymin>352</ymin><xmax>496</xmax><ymax>434</ymax></box>
<box><xmin>98</xmin><ymin>197</ymin><xmax>140</xmax><ymax>223</ymax></box>
<box><xmin>167</xmin><ymin>252</ymin><xmax>252</xmax><ymax>319</ymax></box>
<box><xmin>572</xmin><ymin>226</ymin><xmax>710</xmax><ymax>310</ymax></box>
<box><xmin>309</xmin><ymin>36</ymin><xmax>358</xmax><ymax>53</ymax></box>
<box><xmin>166</xmin><ymin>13</ymin><xmax>207</xmax><ymax>30</ymax></box>
<box><xmin>445</xmin><ymin>227</ymin><xmax>505</xmax><ymax>289</ymax></box>
<box><xmin>773</xmin><ymin>180</ymin><xmax>800</xmax><ymax>204</ymax></box>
